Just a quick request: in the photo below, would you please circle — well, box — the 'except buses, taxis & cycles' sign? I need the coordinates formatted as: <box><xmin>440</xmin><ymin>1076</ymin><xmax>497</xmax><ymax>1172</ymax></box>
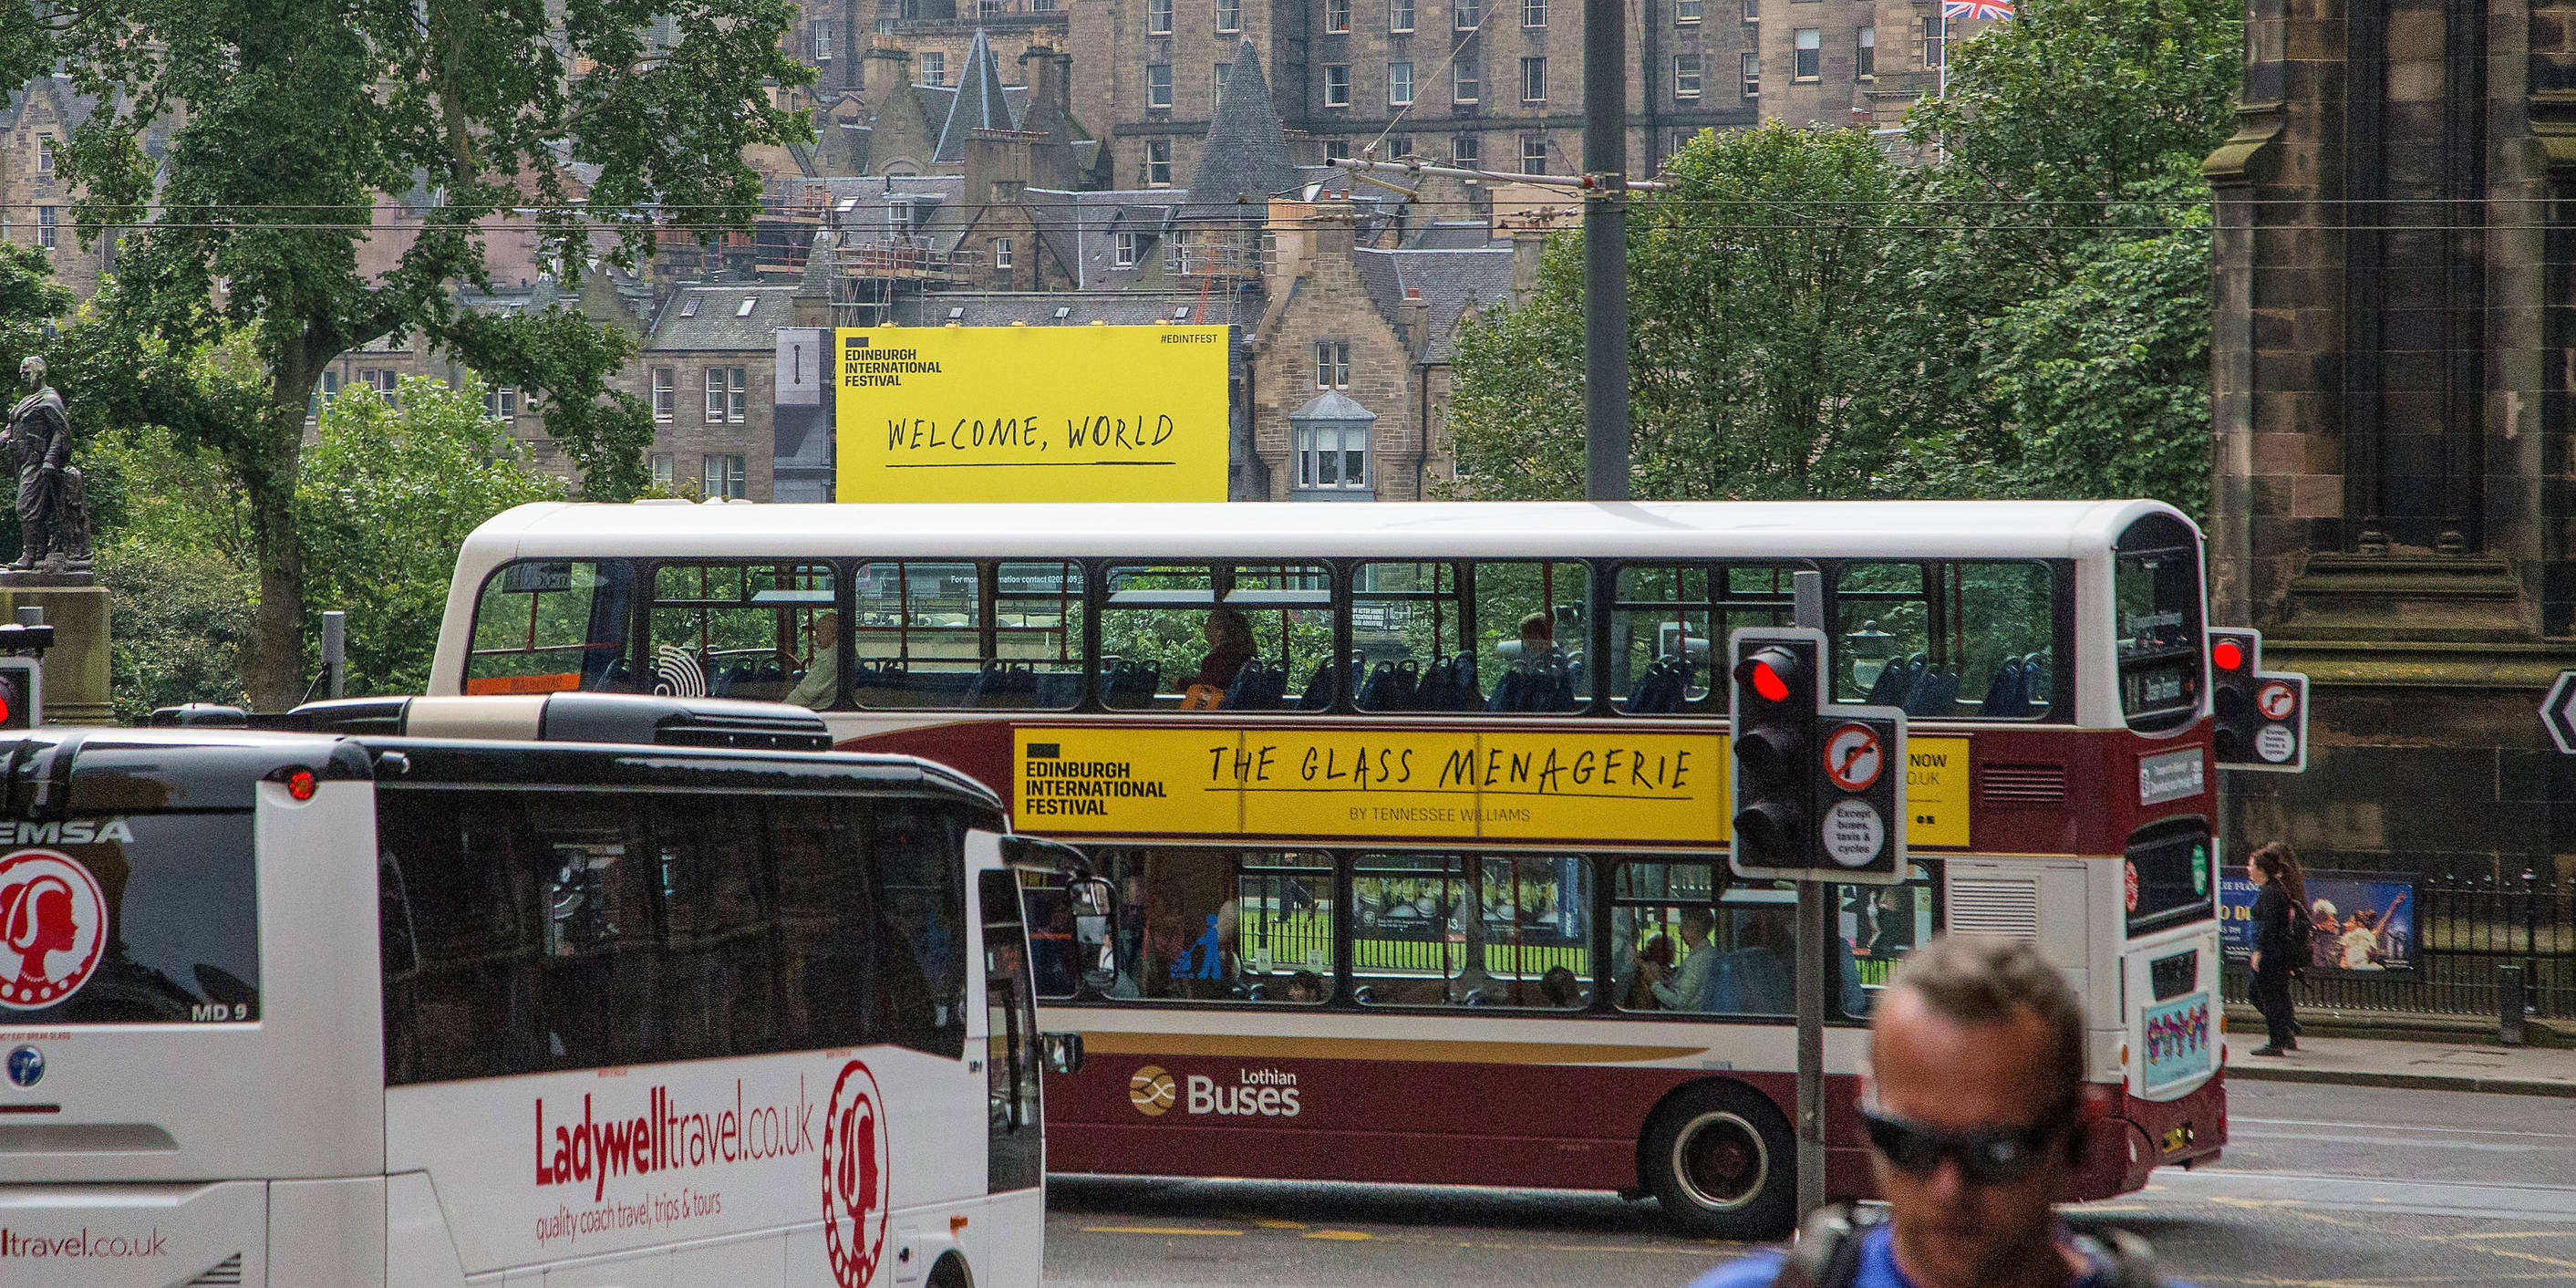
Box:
<box><xmin>833</xmin><ymin>325</ymin><xmax>1229</xmax><ymax>503</ymax></box>
<box><xmin>1013</xmin><ymin>727</ymin><xmax>1972</xmax><ymax>847</ymax></box>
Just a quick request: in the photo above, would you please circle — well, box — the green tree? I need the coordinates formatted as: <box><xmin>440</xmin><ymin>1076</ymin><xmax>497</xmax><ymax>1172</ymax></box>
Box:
<box><xmin>25</xmin><ymin>0</ymin><xmax>812</xmax><ymax>707</ymax></box>
<box><xmin>87</xmin><ymin>421</ymin><xmax>255</xmax><ymax>722</ymax></box>
<box><xmin>1447</xmin><ymin>123</ymin><xmax>1917</xmax><ymax>500</ymax></box>
<box><xmin>299</xmin><ymin>376</ymin><xmax>569</xmax><ymax>695</ymax></box>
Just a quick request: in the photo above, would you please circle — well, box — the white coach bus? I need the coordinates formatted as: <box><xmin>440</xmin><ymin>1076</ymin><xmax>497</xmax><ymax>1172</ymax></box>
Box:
<box><xmin>0</xmin><ymin>695</ymin><xmax>1058</xmax><ymax>1288</ymax></box>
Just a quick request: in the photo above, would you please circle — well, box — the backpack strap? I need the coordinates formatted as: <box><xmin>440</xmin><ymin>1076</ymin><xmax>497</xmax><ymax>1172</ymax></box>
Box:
<box><xmin>1772</xmin><ymin>1204</ymin><xmax>1875</xmax><ymax>1288</ymax></box>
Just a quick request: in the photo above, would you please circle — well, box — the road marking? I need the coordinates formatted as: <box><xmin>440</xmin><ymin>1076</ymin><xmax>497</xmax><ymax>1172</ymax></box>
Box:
<box><xmin>1243</xmin><ymin>1217</ymin><xmax>1309</xmax><ymax>1229</ymax></box>
<box><xmin>1080</xmin><ymin>1225</ymin><xmax>1247</xmax><ymax>1237</ymax></box>
<box><xmin>1302</xmin><ymin>1230</ymin><xmax>1372</xmax><ymax>1241</ymax></box>
<box><xmin>2429</xmin><ymin>1231</ymin><xmax>2576</xmax><ymax>1241</ymax></box>
<box><xmin>2160</xmin><ymin>1169</ymin><xmax>2576</xmax><ymax>1223</ymax></box>
<box><xmin>2227</xmin><ymin>1127</ymin><xmax>2546</xmax><ymax>1154</ymax></box>
<box><xmin>2235</xmin><ymin>1116</ymin><xmax>2576</xmax><ymax>1142</ymax></box>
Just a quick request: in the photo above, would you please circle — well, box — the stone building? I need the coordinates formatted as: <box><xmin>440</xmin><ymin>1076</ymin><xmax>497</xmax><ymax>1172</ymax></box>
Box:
<box><xmin>2204</xmin><ymin>0</ymin><xmax>2576</xmax><ymax>877</ymax></box>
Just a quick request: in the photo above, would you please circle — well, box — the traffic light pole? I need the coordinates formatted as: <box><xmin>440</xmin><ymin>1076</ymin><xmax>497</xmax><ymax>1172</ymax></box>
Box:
<box><xmin>1792</xmin><ymin>571</ymin><xmax>1826</xmax><ymax>1220</ymax></box>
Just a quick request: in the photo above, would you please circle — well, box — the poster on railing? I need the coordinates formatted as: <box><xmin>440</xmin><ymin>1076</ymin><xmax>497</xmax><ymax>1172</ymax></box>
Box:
<box><xmin>2219</xmin><ymin>871</ymin><xmax>2417</xmax><ymax>974</ymax></box>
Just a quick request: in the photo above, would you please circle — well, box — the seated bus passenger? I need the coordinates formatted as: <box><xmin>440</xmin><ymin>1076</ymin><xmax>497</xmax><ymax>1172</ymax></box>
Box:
<box><xmin>783</xmin><ymin>613</ymin><xmax>839</xmax><ymax>709</ymax></box>
<box><xmin>1652</xmin><ymin>908</ymin><xmax>1721</xmax><ymax>1011</ymax></box>
<box><xmin>1625</xmin><ymin>933</ymin><xmax>1676</xmax><ymax>1010</ymax></box>
<box><xmin>1180</xmin><ymin>608</ymin><xmax>1255</xmax><ymax>710</ymax></box>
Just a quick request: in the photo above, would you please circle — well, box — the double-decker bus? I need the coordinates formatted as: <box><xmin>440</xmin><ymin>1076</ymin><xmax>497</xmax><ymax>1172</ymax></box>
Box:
<box><xmin>432</xmin><ymin>499</ymin><xmax>2227</xmax><ymax>1237</ymax></box>
<box><xmin>0</xmin><ymin>697</ymin><xmax>1050</xmax><ymax>1288</ymax></box>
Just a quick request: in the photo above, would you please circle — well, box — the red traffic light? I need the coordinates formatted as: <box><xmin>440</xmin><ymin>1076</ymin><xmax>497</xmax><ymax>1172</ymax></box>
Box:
<box><xmin>2212</xmin><ymin>639</ymin><xmax>2244</xmax><ymax>671</ymax></box>
<box><xmin>1750</xmin><ymin>660</ymin><xmax>1790</xmax><ymax>701</ymax></box>
<box><xmin>1735</xmin><ymin>647</ymin><xmax>1805</xmax><ymax>703</ymax></box>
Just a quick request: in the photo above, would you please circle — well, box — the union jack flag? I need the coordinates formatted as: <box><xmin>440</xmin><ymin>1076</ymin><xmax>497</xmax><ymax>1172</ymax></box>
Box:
<box><xmin>1941</xmin><ymin>0</ymin><xmax>2015</xmax><ymax>17</ymax></box>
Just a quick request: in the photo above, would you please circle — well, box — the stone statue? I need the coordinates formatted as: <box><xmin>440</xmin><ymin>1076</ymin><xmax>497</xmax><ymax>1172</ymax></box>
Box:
<box><xmin>5</xmin><ymin>356</ymin><xmax>89</xmax><ymax>576</ymax></box>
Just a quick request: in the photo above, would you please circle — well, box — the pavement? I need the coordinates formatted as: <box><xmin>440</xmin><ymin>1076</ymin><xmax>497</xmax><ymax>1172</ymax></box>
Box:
<box><xmin>2224</xmin><ymin>1031</ymin><xmax>2576</xmax><ymax>1096</ymax></box>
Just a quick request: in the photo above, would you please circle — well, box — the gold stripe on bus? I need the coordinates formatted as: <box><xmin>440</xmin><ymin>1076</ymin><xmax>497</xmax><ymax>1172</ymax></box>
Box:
<box><xmin>1079</xmin><ymin>1031</ymin><xmax>1709</xmax><ymax>1065</ymax></box>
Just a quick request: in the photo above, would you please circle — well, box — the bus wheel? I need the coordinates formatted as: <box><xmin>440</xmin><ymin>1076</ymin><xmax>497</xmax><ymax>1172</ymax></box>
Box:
<box><xmin>1643</xmin><ymin>1082</ymin><xmax>1795</xmax><ymax>1240</ymax></box>
<box><xmin>926</xmin><ymin>1252</ymin><xmax>972</xmax><ymax>1288</ymax></box>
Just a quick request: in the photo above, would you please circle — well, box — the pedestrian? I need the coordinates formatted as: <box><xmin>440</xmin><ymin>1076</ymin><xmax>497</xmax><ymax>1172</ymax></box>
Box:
<box><xmin>2246</xmin><ymin>840</ymin><xmax>2306</xmax><ymax>1056</ymax></box>
<box><xmin>1688</xmin><ymin>935</ymin><xmax>2188</xmax><ymax>1288</ymax></box>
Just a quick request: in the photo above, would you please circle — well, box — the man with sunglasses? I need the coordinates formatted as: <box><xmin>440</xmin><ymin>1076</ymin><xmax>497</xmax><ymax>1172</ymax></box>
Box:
<box><xmin>1690</xmin><ymin>935</ymin><xmax>2181</xmax><ymax>1288</ymax></box>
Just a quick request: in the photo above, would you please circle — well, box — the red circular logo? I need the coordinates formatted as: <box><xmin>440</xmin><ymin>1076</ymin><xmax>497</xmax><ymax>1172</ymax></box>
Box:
<box><xmin>822</xmin><ymin>1059</ymin><xmax>892</xmax><ymax>1288</ymax></box>
<box><xmin>0</xmin><ymin>849</ymin><xmax>105</xmax><ymax>1011</ymax></box>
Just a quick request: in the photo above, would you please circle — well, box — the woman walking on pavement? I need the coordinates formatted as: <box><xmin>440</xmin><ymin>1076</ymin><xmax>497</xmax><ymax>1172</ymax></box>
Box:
<box><xmin>2248</xmin><ymin>841</ymin><xmax>2306</xmax><ymax>1056</ymax></box>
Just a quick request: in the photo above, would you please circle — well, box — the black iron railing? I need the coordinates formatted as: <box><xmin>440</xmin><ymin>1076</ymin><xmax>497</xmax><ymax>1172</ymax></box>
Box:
<box><xmin>2219</xmin><ymin>869</ymin><xmax>2576</xmax><ymax>1020</ymax></box>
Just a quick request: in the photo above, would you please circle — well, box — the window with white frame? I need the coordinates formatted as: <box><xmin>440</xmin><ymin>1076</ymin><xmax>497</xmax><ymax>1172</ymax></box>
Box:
<box><xmin>650</xmin><ymin>453</ymin><xmax>675</xmax><ymax>487</ymax></box>
<box><xmin>1218</xmin><ymin>0</ymin><xmax>1241</xmax><ymax>29</ymax></box>
<box><xmin>1673</xmin><ymin>53</ymin><xmax>1702</xmax><ymax>99</ymax></box>
<box><xmin>1327</xmin><ymin>0</ymin><xmax>1351</xmax><ymax>29</ymax></box>
<box><xmin>993</xmin><ymin>237</ymin><xmax>1013</xmax><ymax>269</ymax></box>
<box><xmin>1390</xmin><ymin>60</ymin><xmax>1415</xmax><ymax>105</ymax></box>
<box><xmin>485</xmin><ymin>385</ymin><xmax>521</xmax><ymax>421</ymax></box>
<box><xmin>1454</xmin><ymin>0</ymin><xmax>1480</xmax><ymax>26</ymax></box>
<box><xmin>1326</xmin><ymin>64</ymin><xmax>1350</xmax><ymax>106</ymax></box>
<box><xmin>705</xmin><ymin>367</ymin><xmax>747</xmax><ymax>423</ymax></box>
<box><xmin>1314</xmin><ymin>340</ymin><xmax>1351</xmax><ymax>389</ymax></box>
<box><xmin>918</xmin><ymin>51</ymin><xmax>945</xmax><ymax>84</ymax></box>
<box><xmin>1389</xmin><ymin>133</ymin><xmax>1415</xmax><ymax>159</ymax></box>
<box><xmin>1523</xmin><ymin>0</ymin><xmax>1545</xmax><ymax>25</ymax></box>
<box><xmin>652</xmin><ymin>367</ymin><xmax>675</xmax><ymax>421</ymax></box>
<box><xmin>1794</xmin><ymin>27</ymin><xmax>1821</xmax><ymax>79</ymax></box>
<box><xmin>812</xmin><ymin>18</ymin><xmax>833</xmax><ymax>60</ymax></box>
<box><xmin>702</xmin><ymin>454</ymin><xmax>747</xmax><ymax>500</ymax></box>
<box><xmin>36</xmin><ymin>206</ymin><xmax>55</xmax><ymax>249</ymax></box>
<box><xmin>1676</xmin><ymin>0</ymin><xmax>1702</xmax><ymax>20</ymax></box>
<box><xmin>1145</xmin><ymin>139</ymin><xmax>1174</xmax><ymax>186</ymax></box>
<box><xmin>357</xmin><ymin>368</ymin><xmax>398</xmax><ymax>407</ymax></box>
<box><xmin>1857</xmin><ymin>25</ymin><xmax>1875</xmax><ymax>78</ymax></box>
<box><xmin>1215</xmin><ymin>61</ymin><xmax>1231</xmax><ymax>106</ymax></box>
<box><xmin>1453</xmin><ymin>134</ymin><xmax>1481</xmax><ymax>167</ymax></box>
<box><xmin>1391</xmin><ymin>0</ymin><xmax>1414</xmax><ymax>28</ymax></box>
<box><xmin>1324</xmin><ymin>139</ymin><xmax>1351</xmax><ymax>161</ymax></box>
<box><xmin>1519</xmin><ymin>133</ymin><xmax>1547</xmax><ymax>173</ymax></box>
<box><xmin>1147</xmin><ymin>63</ymin><xmax>1173</xmax><ymax>109</ymax></box>
<box><xmin>1149</xmin><ymin>0</ymin><xmax>1173</xmax><ymax>32</ymax></box>
<box><xmin>1454</xmin><ymin>57</ymin><xmax>1479</xmax><ymax>102</ymax></box>
<box><xmin>1295</xmin><ymin>421</ymin><xmax>1370</xmax><ymax>491</ymax></box>
<box><xmin>1520</xmin><ymin>56</ymin><xmax>1546</xmax><ymax>101</ymax></box>
<box><xmin>1116</xmin><ymin>231</ymin><xmax>1143</xmax><ymax>266</ymax></box>
<box><xmin>35</xmin><ymin>135</ymin><xmax>52</xmax><ymax>174</ymax></box>
<box><xmin>1741</xmin><ymin>51</ymin><xmax>1759</xmax><ymax>95</ymax></box>
<box><xmin>1743</xmin><ymin>0</ymin><xmax>1757</xmax><ymax>19</ymax></box>
<box><xmin>1917</xmin><ymin>16</ymin><xmax>1944</xmax><ymax>66</ymax></box>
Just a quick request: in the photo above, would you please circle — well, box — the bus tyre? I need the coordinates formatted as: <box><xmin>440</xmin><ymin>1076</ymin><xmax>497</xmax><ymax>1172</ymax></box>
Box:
<box><xmin>926</xmin><ymin>1252</ymin><xmax>972</xmax><ymax>1288</ymax></box>
<box><xmin>1643</xmin><ymin>1082</ymin><xmax>1795</xmax><ymax>1240</ymax></box>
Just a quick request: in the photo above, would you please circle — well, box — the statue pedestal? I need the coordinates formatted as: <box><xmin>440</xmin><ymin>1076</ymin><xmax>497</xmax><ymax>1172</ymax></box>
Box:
<box><xmin>0</xmin><ymin>579</ymin><xmax>109</xmax><ymax>724</ymax></box>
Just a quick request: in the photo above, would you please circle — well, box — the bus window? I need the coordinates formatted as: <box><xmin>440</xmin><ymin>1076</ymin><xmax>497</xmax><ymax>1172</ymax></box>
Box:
<box><xmin>1609</xmin><ymin>565</ymin><xmax>1793</xmax><ymax>714</ymax></box>
<box><xmin>873</xmin><ymin>804</ymin><xmax>970</xmax><ymax>1057</ymax></box>
<box><xmin>1832</xmin><ymin>561</ymin><xmax>2058</xmax><ymax>720</ymax></box>
<box><xmin>2114</xmin><ymin>513</ymin><xmax>2206</xmax><ymax>733</ymax></box>
<box><xmin>647</xmin><ymin>562</ymin><xmax>839</xmax><ymax>706</ymax></box>
<box><xmin>1836</xmin><ymin>862</ymin><xmax>1940</xmax><ymax>1013</ymax></box>
<box><xmin>464</xmin><ymin>558</ymin><xmax>634</xmax><ymax>694</ymax></box>
<box><xmin>533</xmin><ymin>805</ymin><xmax>659</xmax><ymax>1070</ymax></box>
<box><xmin>1474</xmin><ymin>561</ymin><xmax>1591</xmax><ymax>714</ymax></box>
<box><xmin>851</xmin><ymin>561</ymin><xmax>1085</xmax><ymax>710</ymax></box>
<box><xmin>655</xmin><ymin>795</ymin><xmax>782</xmax><ymax>1057</ymax></box>
<box><xmin>1351</xmin><ymin>562</ymin><xmax>1473</xmax><ymax>712</ymax></box>
<box><xmin>1350</xmin><ymin>853</ymin><xmax>1591</xmax><ymax>1008</ymax></box>
<box><xmin>1085</xmin><ymin>848</ymin><xmax>1334</xmax><ymax>1002</ymax></box>
<box><xmin>0</xmin><ymin>813</ymin><xmax>262</xmax><ymax>1024</ymax></box>
<box><xmin>978</xmin><ymin>869</ymin><xmax>1044</xmax><ymax>1191</ymax></box>
<box><xmin>1099</xmin><ymin>565</ymin><xmax>1333</xmax><ymax>712</ymax></box>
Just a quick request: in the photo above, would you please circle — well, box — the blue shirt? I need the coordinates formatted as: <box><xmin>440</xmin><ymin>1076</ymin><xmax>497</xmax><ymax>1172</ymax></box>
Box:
<box><xmin>1686</xmin><ymin>1223</ymin><xmax>2186</xmax><ymax>1288</ymax></box>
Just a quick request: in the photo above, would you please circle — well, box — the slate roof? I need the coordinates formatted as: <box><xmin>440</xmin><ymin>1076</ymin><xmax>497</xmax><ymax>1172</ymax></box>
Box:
<box><xmin>1023</xmin><ymin>187</ymin><xmax>1182</xmax><ymax>288</ymax></box>
<box><xmin>1350</xmin><ymin>245</ymin><xmax>1516</xmax><ymax>365</ymax></box>
<box><xmin>1291</xmin><ymin>389</ymin><xmax>1376</xmax><ymax>421</ymax></box>
<box><xmin>1406</xmin><ymin>220</ymin><xmax>1504</xmax><ymax>250</ymax></box>
<box><xmin>932</xmin><ymin>31</ymin><xmax>1014</xmax><ymax>164</ymax></box>
<box><xmin>892</xmin><ymin>291</ymin><xmax>1224</xmax><ymax>331</ymax></box>
<box><xmin>645</xmin><ymin>284</ymin><xmax>804</xmax><ymax>353</ymax></box>
<box><xmin>1184</xmin><ymin>40</ymin><xmax>1299</xmax><ymax>218</ymax></box>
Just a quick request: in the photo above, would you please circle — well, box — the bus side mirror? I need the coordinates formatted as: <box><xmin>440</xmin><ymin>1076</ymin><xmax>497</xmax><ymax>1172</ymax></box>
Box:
<box><xmin>1068</xmin><ymin>873</ymin><xmax>1118</xmax><ymax>993</ymax></box>
<box><xmin>1040</xmin><ymin>1031</ymin><xmax>1085</xmax><ymax>1075</ymax></box>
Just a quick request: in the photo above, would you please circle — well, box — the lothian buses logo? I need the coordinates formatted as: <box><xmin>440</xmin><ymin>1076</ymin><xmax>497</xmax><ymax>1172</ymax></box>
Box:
<box><xmin>821</xmin><ymin>1059</ymin><xmax>891</xmax><ymax>1288</ymax></box>
<box><xmin>0</xmin><ymin>849</ymin><xmax>105</xmax><ymax>1010</ymax></box>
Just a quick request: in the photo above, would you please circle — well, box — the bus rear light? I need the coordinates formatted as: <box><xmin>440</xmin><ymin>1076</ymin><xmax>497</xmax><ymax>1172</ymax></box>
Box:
<box><xmin>285</xmin><ymin>770</ymin><xmax>316</xmax><ymax>801</ymax></box>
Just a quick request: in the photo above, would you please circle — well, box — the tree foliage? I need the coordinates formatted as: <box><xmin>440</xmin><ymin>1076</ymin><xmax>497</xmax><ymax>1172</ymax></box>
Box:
<box><xmin>1445</xmin><ymin>0</ymin><xmax>2240</xmax><ymax>514</ymax></box>
<box><xmin>15</xmin><ymin>0</ymin><xmax>812</xmax><ymax>705</ymax></box>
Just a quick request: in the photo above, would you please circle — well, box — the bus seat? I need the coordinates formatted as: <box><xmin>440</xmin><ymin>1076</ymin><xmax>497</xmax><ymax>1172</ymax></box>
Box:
<box><xmin>1907</xmin><ymin>669</ymin><xmax>1959</xmax><ymax>717</ymax></box>
<box><xmin>2023</xmin><ymin>654</ymin><xmax>2050</xmax><ymax>709</ymax></box>
<box><xmin>1979</xmin><ymin>660</ymin><xmax>2028</xmax><ymax>717</ymax></box>
<box><xmin>1485</xmin><ymin>667</ymin><xmax>1522</xmax><ymax>712</ymax></box>
<box><xmin>1032</xmin><ymin>670</ymin><xmax>1081</xmax><ymax>708</ymax></box>
<box><xmin>1297</xmin><ymin>660</ymin><xmax>1337</xmax><ymax>709</ymax></box>
<box><xmin>1863</xmin><ymin>657</ymin><xmax>1909</xmax><ymax>707</ymax></box>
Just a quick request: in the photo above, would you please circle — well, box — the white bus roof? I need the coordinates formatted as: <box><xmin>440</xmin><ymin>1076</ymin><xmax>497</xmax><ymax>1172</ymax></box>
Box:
<box><xmin>462</xmin><ymin>499</ymin><xmax>2190</xmax><ymax>564</ymax></box>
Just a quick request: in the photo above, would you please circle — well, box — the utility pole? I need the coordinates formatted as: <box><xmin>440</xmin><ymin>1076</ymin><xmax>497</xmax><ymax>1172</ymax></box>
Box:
<box><xmin>1582</xmin><ymin>0</ymin><xmax>1629</xmax><ymax>502</ymax></box>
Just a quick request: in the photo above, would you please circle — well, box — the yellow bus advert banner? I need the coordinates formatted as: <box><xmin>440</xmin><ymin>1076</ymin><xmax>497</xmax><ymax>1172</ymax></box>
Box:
<box><xmin>1013</xmin><ymin>727</ymin><xmax>1972</xmax><ymax>847</ymax></box>
<box><xmin>833</xmin><ymin>325</ymin><xmax>1229</xmax><ymax>503</ymax></box>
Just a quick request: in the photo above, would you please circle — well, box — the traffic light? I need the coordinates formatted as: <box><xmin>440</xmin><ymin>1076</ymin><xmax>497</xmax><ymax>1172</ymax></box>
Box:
<box><xmin>0</xmin><ymin>656</ymin><xmax>40</xmax><ymax>730</ymax></box>
<box><xmin>1729</xmin><ymin>628</ymin><xmax>1823</xmax><ymax>877</ymax></box>
<box><xmin>2208</xmin><ymin>628</ymin><xmax>2261</xmax><ymax>763</ymax></box>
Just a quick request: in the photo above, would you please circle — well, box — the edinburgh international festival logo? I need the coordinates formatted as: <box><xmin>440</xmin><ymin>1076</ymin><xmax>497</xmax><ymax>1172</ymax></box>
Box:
<box><xmin>1128</xmin><ymin>1065</ymin><xmax>1178</xmax><ymax>1117</ymax></box>
<box><xmin>0</xmin><ymin>849</ymin><xmax>105</xmax><ymax>1010</ymax></box>
<box><xmin>822</xmin><ymin>1059</ymin><xmax>892</xmax><ymax>1288</ymax></box>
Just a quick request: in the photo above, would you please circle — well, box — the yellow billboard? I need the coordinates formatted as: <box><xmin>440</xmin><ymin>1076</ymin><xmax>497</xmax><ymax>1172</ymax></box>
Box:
<box><xmin>833</xmin><ymin>325</ymin><xmax>1229</xmax><ymax>502</ymax></box>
